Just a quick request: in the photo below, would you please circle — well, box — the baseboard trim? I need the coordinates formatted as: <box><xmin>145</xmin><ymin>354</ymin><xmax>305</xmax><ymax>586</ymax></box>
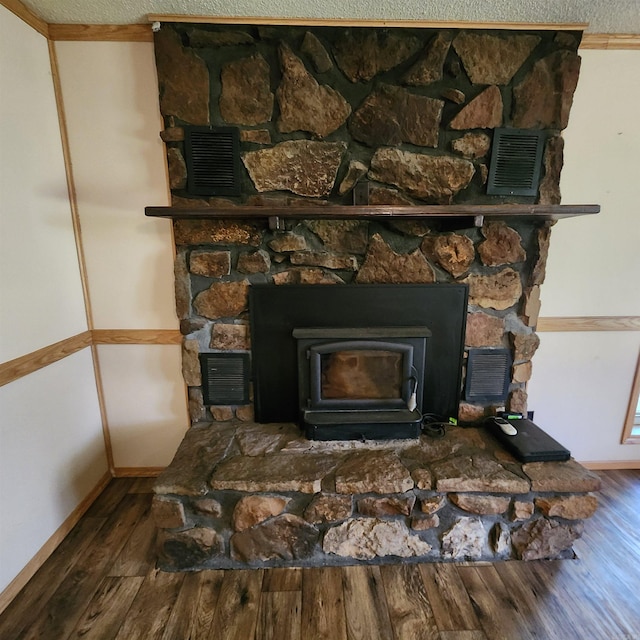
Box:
<box><xmin>0</xmin><ymin>470</ymin><xmax>112</xmax><ymax>616</ymax></box>
<box><xmin>580</xmin><ymin>460</ymin><xmax>640</xmax><ymax>470</ymax></box>
<box><xmin>113</xmin><ymin>467</ymin><xmax>165</xmax><ymax>478</ymax></box>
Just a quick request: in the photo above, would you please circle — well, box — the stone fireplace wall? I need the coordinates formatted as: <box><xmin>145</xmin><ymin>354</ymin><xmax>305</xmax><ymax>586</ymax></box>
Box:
<box><xmin>152</xmin><ymin>23</ymin><xmax>582</xmax><ymax>425</ymax></box>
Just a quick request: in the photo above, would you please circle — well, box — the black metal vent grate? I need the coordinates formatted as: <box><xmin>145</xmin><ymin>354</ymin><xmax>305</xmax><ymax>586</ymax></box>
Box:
<box><xmin>464</xmin><ymin>348</ymin><xmax>512</xmax><ymax>404</ymax></box>
<box><xmin>184</xmin><ymin>126</ymin><xmax>241</xmax><ymax>196</ymax></box>
<box><xmin>487</xmin><ymin>128</ymin><xmax>545</xmax><ymax>196</ymax></box>
<box><xmin>200</xmin><ymin>353</ymin><xmax>250</xmax><ymax>405</ymax></box>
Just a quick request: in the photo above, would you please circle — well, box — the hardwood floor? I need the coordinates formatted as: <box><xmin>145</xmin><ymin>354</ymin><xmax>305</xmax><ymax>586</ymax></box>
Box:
<box><xmin>1</xmin><ymin>471</ymin><xmax>639</xmax><ymax>639</ymax></box>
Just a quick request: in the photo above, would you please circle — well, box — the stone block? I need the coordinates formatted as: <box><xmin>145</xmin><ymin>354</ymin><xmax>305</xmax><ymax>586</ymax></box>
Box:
<box><xmin>512</xmin><ymin>517</ymin><xmax>583</xmax><ymax>560</ymax></box>
<box><xmin>158</xmin><ymin>527</ymin><xmax>224</xmax><ymax>570</ymax></box>
<box><xmin>523</xmin><ymin>460</ymin><xmax>601</xmax><ymax>493</ymax></box>
<box><xmin>335</xmin><ymin>451</ymin><xmax>413</xmax><ymax>494</ymax></box>
<box><xmin>357</xmin><ymin>495</ymin><xmax>416</xmax><ymax>517</ymax></box>
<box><xmin>442</xmin><ymin>517</ymin><xmax>486</xmax><ymax>560</ymax></box>
<box><xmin>535</xmin><ymin>494</ymin><xmax>598</xmax><ymax>520</ymax></box>
<box><xmin>304</xmin><ymin>493</ymin><xmax>353</xmax><ymax>524</ymax></box>
<box><xmin>449</xmin><ymin>493</ymin><xmax>510</xmax><ymax>515</ymax></box>
<box><xmin>152</xmin><ymin>495</ymin><xmax>187</xmax><ymax>529</ymax></box>
<box><xmin>232</xmin><ymin>495</ymin><xmax>290</xmax><ymax>532</ymax></box>
<box><xmin>411</xmin><ymin>514</ymin><xmax>440</xmax><ymax>531</ymax></box>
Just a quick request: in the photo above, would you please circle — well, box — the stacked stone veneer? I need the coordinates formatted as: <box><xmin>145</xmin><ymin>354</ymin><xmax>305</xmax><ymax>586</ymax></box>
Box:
<box><xmin>153</xmin><ymin>422</ymin><xmax>601</xmax><ymax>569</ymax></box>
<box><xmin>153</xmin><ymin>23</ymin><xmax>583</xmax><ymax>424</ymax></box>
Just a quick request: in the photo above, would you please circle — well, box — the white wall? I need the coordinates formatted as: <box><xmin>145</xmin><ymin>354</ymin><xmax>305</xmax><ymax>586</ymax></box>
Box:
<box><xmin>0</xmin><ymin>7</ymin><xmax>106</xmax><ymax>596</ymax></box>
<box><xmin>528</xmin><ymin>49</ymin><xmax>640</xmax><ymax>464</ymax></box>
<box><xmin>54</xmin><ymin>41</ymin><xmax>189</xmax><ymax>469</ymax></box>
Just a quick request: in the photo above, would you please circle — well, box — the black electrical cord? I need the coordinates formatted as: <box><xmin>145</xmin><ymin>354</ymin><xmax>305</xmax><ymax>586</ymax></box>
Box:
<box><xmin>420</xmin><ymin>413</ymin><xmax>449</xmax><ymax>439</ymax></box>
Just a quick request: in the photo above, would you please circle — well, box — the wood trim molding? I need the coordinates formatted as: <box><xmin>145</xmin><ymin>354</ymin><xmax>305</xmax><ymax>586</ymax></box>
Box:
<box><xmin>581</xmin><ymin>33</ymin><xmax>640</xmax><ymax>49</ymax></box>
<box><xmin>581</xmin><ymin>460</ymin><xmax>640</xmax><ymax>470</ymax></box>
<box><xmin>113</xmin><ymin>466</ymin><xmax>164</xmax><ymax>477</ymax></box>
<box><xmin>0</xmin><ymin>0</ymin><xmax>48</xmax><ymax>37</ymax></box>
<box><xmin>537</xmin><ymin>316</ymin><xmax>640</xmax><ymax>332</ymax></box>
<box><xmin>92</xmin><ymin>329</ymin><xmax>182</xmax><ymax>345</ymax></box>
<box><xmin>0</xmin><ymin>470</ymin><xmax>112</xmax><ymax>616</ymax></box>
<box><xmin>48</xmin><ymin>23</ymin><xmax>153</xmax><ymax>42</ymax></box>
<box><xmin>0</xmin><ymin>331</ymin><xmax>92</xmax><ymax>387</ymax></box>
<box><xmin>621</xmin><ymin>350</ymin><xmax>640</xmax><ymax>444</ymax></box>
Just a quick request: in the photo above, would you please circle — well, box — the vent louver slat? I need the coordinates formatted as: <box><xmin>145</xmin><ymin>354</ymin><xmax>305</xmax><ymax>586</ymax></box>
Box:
<box><xmin>464</xmin><ymin>348</ymin><xmax>512</xmax><ymax>404</ymax></box>
<box><xmin>200</xmin><ymin>353</ymin><xmax>250</xmax><ymax>405</ymax></box>
<box><xmin>184</xmin><ymin>126</ymin><xmax>241</xmax><ymax>196</ymax></box>
<box><xmin>487</xmin><ymin>128</ymin><xmax>546</xmax><ymax>196</ymax></box>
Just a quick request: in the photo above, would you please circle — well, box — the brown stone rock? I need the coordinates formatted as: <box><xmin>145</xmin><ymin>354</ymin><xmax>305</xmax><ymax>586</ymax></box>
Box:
<box><xmin>452</xmin><ymin>33</ymin><xmax>541</xmax><ymax>85</ymax></box>
<box><xmin>232</xmin><ymin>495</ymin><xmax>290</xmax><ymax>531</ymax></box>
<box><xmin>442</xmin><ymin>517</ymin><xmax>486</xmax><ymax>560</ymax></box>
<box><xmin>411</xmin><ymin>514</ymin><xmax>440</xmax><ymax>531</ymax></box>
<box><xmin>368</xmin><ymin>148</ymin><xmax>475</xmax><ymax>204</ymax></box>
<box><xmin>411</xmin><ymin>468</ymin><xmax>432</xmax><ymax>490</ymax></box>
<box><xmin>220</xmin><ymin>54</ymin><xmax>274</xmax><ymax>125</ymax></box>
<box><xmin>210</xmin><ymin>323</ymin><xmax>249</xmax><ymax>350</ymax></box>
<box><xmin>369</xmin><ymin>187</ymin><xmax>415</xmax><ymax>206</ymax></box>
<box><xmin>523</xmin><ymin>286</ymin><xmax>542</xmax><ymax>327</ymax></box>
<box><xmin>357</xmin><ymin>495</ymin><xmax>416</xmax><ymax>517</ymax></box>
<box><xmin>189</xmin><ymin>250</ymin><xmax>231</xmax><ymax>277</ymax></box>
<box><xmin>513</xmin><ymin>50</ymin><xmax>581</xmax><ymax>130</ymax></box>
<box><xmin>450</xmin><ymin>493</ymin><xmax>510</xmax><ymax>515</ymax></box>
<box><xmin>512</xmin><ymin>500</ymin><xmax>535</xmax><ymax>521</ymax></box>
<box><xmin>323</xmin><ymin>518</ymin><xmax>431</xmax><ymax>559</ymax></box>
<box><xmin>491</xmin><ymin>522</ymin><xmax>511</xmax><ymax>556</ymax></box>
<box><xmin>305</xmin><ymin>220</ymin><xmax>369</xmax><ymax>254</ymax></box>
<box><xmin>155</xmin><ymin>27</ymin><xmax>209</xmax><ymax>124</ymax></box>
<box><xmin>442</xmin><ymin>88</ymin><xmax>465</xmax><ymax>104</ymax></box>
<box><xmin>532</xmin><ymin>225</ymin><xmax>552</xmax><ymax>286</ymax></box>
<box><xmin>512</xmin><ymin>517</ymin><xmax>583</xmax><ymax>560</ymax></box>
<box><xmin>272</xmin><ymin>269</ymin><xmax>344</xmax><ymax>285</ymax></box>
<box><xmin>421</xmin><ymin>233</ymin><xmax>475</xmax><ymax>277</ymax></box>
<box><xmin>240</xmin><ymin>129</ymin><xmax>272</xmax><ymax>145</ymax></box>
<box><xmin>333</xmin><ymin>30</ymin><xmax>422</xmax><ymax>82</ymax></box>
<box><xmin>182</xmin><ymin>339</ymin><xmax>201</xmax><ymax>387</ymax></box>
<box><xmin>478</xmin><ymin>222</ymin><xmax>526</xmax><ymax>267</ymax></box>
<box><xmin>235</xmin><ymin>405</ymin><xmax>254</xmax><ymax>422</ymax></box>
<box><xmin>465</xmin><ymin>312</ymin><xmax>505</xmax><ymax>348</ymax></box>
<box><xmin>508</xmin><ymin>388</ymin><xmax>528</xmax><ymax>415</ymax></box>
<box><xmin>231</xmin><ymin>514</ymin><xmax>318</xmax><ymax>562</ymax></box>
<box><xmin>237</xmin><ymin>249</ymin><xmax>271</xmax><ymax>274</ymax></box>
<box><xmin>152</xmin><ymin>495</ymin><xmax>187</xmax><ymax>529</ymax></box>
<box><xmin>210</xmin><ymin>452</ymin><xmax>341</xmax><ymax>493</ymax></box>
<box><xmin>356</xmin><ymin>233</ymin><xmax>435</xmax><ymax>284</ymax></box>
<box><xmin>268</xmin><ymin>233</ymin><xmax>307</xmax><ymax>253</ymax></box>
<box><xmin>243</xmin><ymin>140</ymin><xmax>346</xmax><ymax>198</ymax></box>
<box><xmin>402</xmin><ymin>427</ymin><xmax>487</xmax><ymax>465</ymax></box>
<box><xmin>403</xmin><ymin>32</ymin><xmax>453</xmax><ymax>85</ymax></box>
<box><xmin>338</xmin><ymin>161</ymin><xmax>368</xmax><ymax>196</ymax></box>
<box><xmin>174</xmin><ymin>251</ymin><xmax>191</xmax><ymax>320</ymax></box>
<box><xmin>290</xmin><ymin>251</ymin><xmax>358</xmax><ymax>271</ymax></box>
<box><xmin>171</xmin><ymin>195</ymin><xmax>211</xmax><ymax>208</ymax></box>
<box><xmin>189</xmin><ymin>29</ymin><xmax>254</xmax><ymax>48</ymax></box>
<box><xmin>451</xmin><ymin>132</ymin><xmax>491</xmax><ymax>159</ymax></box>
<box><xmin>193</xmin><ymin>280</ymin><xmax>249</xmax><ymax>319</ymax></box>
<box><xmin>511</xmin><ymin>332</ymin><xmax>540</xmax><ymax>362</ymax></box>
<box><xmin>210</xmin><ymin>406</ymin><xmax>234</xmax><ymax>422</ymax></box>
<box><xmin>167</xmin><ymin>147</ymin><xmax>187</xmax><ymax>189</ymax></box>
<box><xmin>523</xmin><ymin>460</ymin><xmax>601</xmax><ymax>493</ymax></box>
<box><xmin>154</xmin><ymin>423</ymin><xmax>236</xmax><ymax>496</ymax></box>
<box><xmin>301</xmin><ymin>32</ymin><xmax>333</xmax><ymax>73</ymax></box>
<box><xmin>463</xmin><ymin>268</ymin><xmax>522</xmax><ymax>310</ymax></box>
<box><xmin>419</xmin><ymin>496</ymin><xmax>446</xmax><ymax>514</ymax></box>
<box><xmin>335</xmin><ymin>450</ymin><xmax>413</xmax><ymax>494</ymax></box>
<box><xmin>234</xmin><ymin>422</ymin><xmax>299</xmax><ymax>456</ymax></box>
<box><xmin>160</xmin><ymin>127</ymin><xmax>185</xmax><ymax>142</ymax></box>
<box><xmin>535</xmin><ymin>494</ymin><xmax>598</xmax><ymax>520</ymax></box>
<box><xmin>157</xmin><ymin>527</ymin><xmax>224</xmax><ymax>569</ymax></box>
<box><xmin>457</xmin><ymin>403</ymin><xmax>492</xmax><ymax>424</ymax></box>
<box><xmin>432</xmin><ymin>454</ymin><xmax>530</xmax><ymax>493</ymax></box>
<box><xmin>349</xmin><ymin>84</ymin><xmax>443</xmax><ymax>148</ymax></box>
<box><xmin>449</xmin><ymin>85</ymin><xmax>503</xmax><ymax>130</ymax></box>
<box><xmin>173</xmin><ymin>220</ymin><xmax>263</xmax><ymax>246</ymax></box>
<box><xmin>304</xmin><ymin>493</ymin><xmax>352</xmax><ymax>524</ymax></box>
<box><xmin>513</xmin><ymin>361</ymin><xmax>533</xmax><ymax>384</ymax></box>
<box><xmin>538</xmin><ymin>134</ymin><xmax>564</xmax><ymax>205</ymax></box>
<box><xmin>478</xmin><ymin>164</ymin><xmax>489</xmax><ymax>185</ymax></box>
<box><xmin>277</xmin><ymin>43</ymin><xmax>351</xmax><ymax>138</ymax></box>
<box><xmin>193</xmin><ymin>498</ymin><xmax>223</xmax><ymax>517</ymax></box>
<box><xmin>188</xmin><ymin>388</ymin><xmax>205</xmax><ymax>424</ymax></box>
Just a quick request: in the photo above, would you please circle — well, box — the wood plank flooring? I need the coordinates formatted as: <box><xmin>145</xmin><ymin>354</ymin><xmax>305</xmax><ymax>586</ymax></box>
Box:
<box><xmin>1</xmin><ymin>470</ymin><xmax>639</xmax><ymax>639</ymax></box>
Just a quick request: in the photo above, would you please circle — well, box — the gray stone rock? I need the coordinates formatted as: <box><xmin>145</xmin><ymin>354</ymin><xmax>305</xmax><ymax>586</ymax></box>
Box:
<box><xmin>243</xmin><ymin>140</ymin><xmax>346</xmax><ymax>198</ymax></box>
<box><xmin>193</xmin><ymin>280</ymin><xmax>250</xmax><ymax>320</ymax></box>
<box><xmin>356</xmin><ymin>233</ymin><xmax>435</xmax><ymax>284</ymax></box>
<box><xmin>277</xmin><ymin>43</ymin><xmax>351</xmax><ymax>138</ymax></box>
<box><xmin>335</xmin><ymin>450</ymin><xmax>414</xmax><ymax>494</ymax></box>
<box><xmin>368</xmin><ymin>148</ymin><xmax>475</xmax><ymax>204</ymax></box>
<box><xmin>220</xmin><ymin>54</ymin><xmax>274</xmax><ymax>125</ymax></box>
<box><xmin>452</xmin><ymin>33</ymin><xmax>541</xmax><ymax>85</ymax></box>
<box><xmin>449</xmin><ymin>85</ymin><xmax>503</xmax><ymax>130</ymax></box>
<box><xmin>231</xmin><ymin>514</ymin><xmax>318</xmax><ymax>562</ymax></box>
<box><xmin>462</xmin><ymin>268</ymin><xmax>523</xmax><ymax>311</ymax></box>
<box><xmin>323</xmin><ymin>518</ymin><xmax>431</xmax><ymax>559</ymax></box>
<box><xmin>512</xmin><ymin>517</ymin><xmax>583</xmax><ymax>560</ymax></box>
<box><xmin>442</xmin><ymin>517</ymin><xmax>486</xmax><ymax>560</ymax></box>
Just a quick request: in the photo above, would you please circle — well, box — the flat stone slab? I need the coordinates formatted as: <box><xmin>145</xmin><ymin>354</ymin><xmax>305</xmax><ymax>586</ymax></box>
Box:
<box><xmin>210</xmin><ymin>452</ymin><xmax>342</xmax><ymax>493</ymax></box>
<box><xmin>523</xmin><ymin>459</ymin><xmax>601</xmax><ymax>492</ymax></box>
<box><xmin>334</xmin><ymin>450</ymin><xmax>413</xmax><ymax>494</ymax></box>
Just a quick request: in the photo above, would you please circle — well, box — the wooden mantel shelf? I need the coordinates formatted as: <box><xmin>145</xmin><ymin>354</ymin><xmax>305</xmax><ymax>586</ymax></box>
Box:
<box><xmin>145</xmin><ymin>204</ymin><xmax>599</xmax><ymax>229</ymax></box>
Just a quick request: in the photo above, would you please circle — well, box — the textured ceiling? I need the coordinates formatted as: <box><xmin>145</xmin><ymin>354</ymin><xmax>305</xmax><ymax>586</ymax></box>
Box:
<box><xmin>17</xmin><ymin>0</ymin><xmax>640</xmax><ymax>33</ymax></box>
